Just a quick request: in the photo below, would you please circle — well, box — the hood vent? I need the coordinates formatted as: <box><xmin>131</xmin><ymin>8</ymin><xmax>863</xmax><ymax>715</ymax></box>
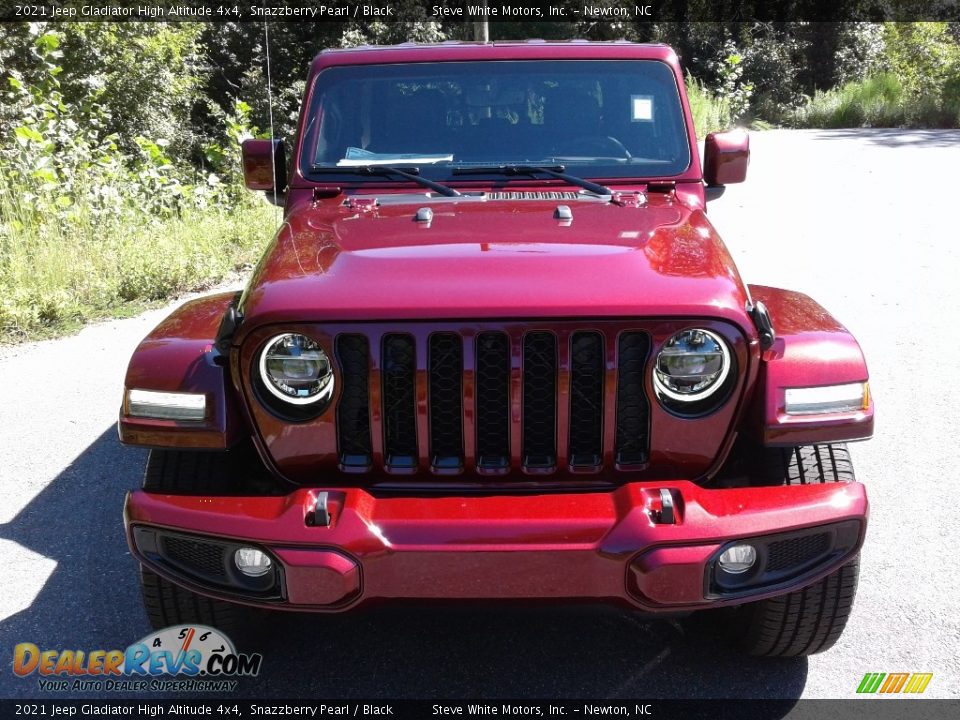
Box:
<box><xmin>486</xmin><ymin>191</ymin><xmax>581</xmax><ymax>201</ymax></box>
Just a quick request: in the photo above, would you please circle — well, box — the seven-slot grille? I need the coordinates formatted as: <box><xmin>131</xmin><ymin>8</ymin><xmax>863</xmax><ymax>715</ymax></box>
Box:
<box><xmin>334</xmin><ymin>328</ymin><xmax>651</xmax><ymax>476</ymax></box>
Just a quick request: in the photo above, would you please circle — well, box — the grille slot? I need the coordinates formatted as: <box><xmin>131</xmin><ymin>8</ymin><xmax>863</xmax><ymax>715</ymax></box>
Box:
<box><xmin>569</xmin><ymin>331</ymin><xmax>605</xmax><ymax>468</ymax></box>
<box><xmin>162</xmin><ymin>536</ymin><xmax>226</xmax><ymax>579</ymax></box>
<box><xmin>428</xmin><ymin>333</ymin><xmax>464</xmax><ymax>470</ymax></box>
<box><xmin>767</xmin><ymin>533</ymin><xmax>831</xmax><ymax>573</ymax></box>
<box><xmin>381</xmin><ymin>333</ymin><xmax>417</xmax><ymax>470</ymax></box>
<box><xmin>335</xmin><ymin>334</ymin><xmax>372</xmax><ymax>468</ymax></box>
<box><xmin>475</xmin><ymin>332</ymin><xmax>511</xmax><ymax>470</ymax></box>
<box><xmin>522</xmin><ymin>332</ymin><xmax>558</xmax><ymax>469</ymax></box>
<box><xmin>615</xmin><ymin>332</ymin><xmax>651</xmax><ymax>466</ymax></box>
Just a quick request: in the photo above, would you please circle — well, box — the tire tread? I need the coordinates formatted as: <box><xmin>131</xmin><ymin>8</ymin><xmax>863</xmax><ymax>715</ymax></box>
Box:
<box><xmin>139</xmin><ymin>448</ymin><xmax>270</xmax><ymax>633</ymax></box>
<box><xmin>739</xmin><ymin>442</ymin><xmax>861</xmax><ymax>657</ymax></box>
<box><xmin>740</xmin><ymin>557</ymin><xmax>859</xmax><ymax>656</ymax></box>
<box><xmin>139</xmin><ymin>566</ymin><xmax>241</xmax><ymax>633</ymax></box>
<box><xmin>141</xmin><ymin>444</ymin><xmax>282</xmax><ymax>496</ymax></box>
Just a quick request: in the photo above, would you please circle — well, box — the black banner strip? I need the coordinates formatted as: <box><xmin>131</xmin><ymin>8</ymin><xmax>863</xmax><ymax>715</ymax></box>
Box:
<box><xmin>2</xmin><ymin>699</ymin><xmax>960</xmax><ymax>720</ymax></box>
<box><xmin>1</xmin><ymin>0</ymin><xmax>958</xmax><ymax>23</ymax></box>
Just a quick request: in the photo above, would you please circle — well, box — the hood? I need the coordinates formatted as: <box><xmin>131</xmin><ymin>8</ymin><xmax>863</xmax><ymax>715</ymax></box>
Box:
<box><xmin>237</xmin><ymin>193</ymin><xmax>752</xmax><ymax>335</ymax></box>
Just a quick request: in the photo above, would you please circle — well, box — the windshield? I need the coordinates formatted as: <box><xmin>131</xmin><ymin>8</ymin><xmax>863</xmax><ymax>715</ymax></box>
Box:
<box><xmin>302</xmin><ymin>60</ymin><xmax>691</xmax><ymax>181</ymax></box>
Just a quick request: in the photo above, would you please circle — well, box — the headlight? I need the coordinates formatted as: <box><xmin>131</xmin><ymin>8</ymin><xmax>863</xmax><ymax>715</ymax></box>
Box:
<box><xmin>653</xmin><ymin>329</ymin><xmax>731</xmax><ymax>402</ymax></box>
<box><xmin>258</xmin><ymin>333</ymin><xmax>334</xmax><ymax>406</ymax></box>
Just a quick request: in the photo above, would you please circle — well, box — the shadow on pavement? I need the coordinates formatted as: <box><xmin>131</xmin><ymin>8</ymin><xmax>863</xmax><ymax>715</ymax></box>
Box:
<box><xmin>0</xmin><ymin>426</ymin><xmax>806</xmax><ymax>707</ymax></box>
<box><xmin>809</xmin><ymin>128</ymin><xmax>960</xmax><ymax>148</ymax></box>
<box><xmin>0</xmin><ymin>427</ymin><xmax>149</xmax><ymax>697</ymax></box>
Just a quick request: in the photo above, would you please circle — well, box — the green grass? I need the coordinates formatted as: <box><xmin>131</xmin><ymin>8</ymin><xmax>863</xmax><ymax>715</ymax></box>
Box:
<box><xmin>0</xmin><ymin>192</ymin><xmax>277</xmax><ymax>343</ymax></box>
<box><xmin>788</xmin><ymin>73</ymin><xmax>960</xmax><ymax>128</ymax></box>
<box><xmin>685</xmin><ymin>73</ymin><xmax>735</xmax><ymax>138</ymax></box>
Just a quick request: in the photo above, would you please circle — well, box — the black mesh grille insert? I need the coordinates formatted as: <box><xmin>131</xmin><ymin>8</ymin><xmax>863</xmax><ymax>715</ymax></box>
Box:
<box><xmin>522</xmin><ymin>332</ymin><xmax>557</xmax><ymax>469</ymax></box>
<box><xmin>475</xmin><ymin>332</ymin><xmax>510</xmax><ymax>470</ymax></box>
<box><xmin>767</xmin><ymin>533</ymin><xmax>830</xmax><ymax>572</ymax></box>
<box><xmin>335</xmin><ymin>334</ymin><xmax>372</xmax><ymax>468</ymax></box>
<box><xmin>615</xmin><ymin>332</ymin><xmax>651</xmax><ymax>466</ymax></box>
<box><xmin>428</xmin><ymin>333</ymin><xmax>463</xmax><ymax>470</ymax></box>
<box><xmin>162</xmin><ymin>536</ymin><xmax>226</xmax><ymax>579</ymax></box>
<box><xmin>569</xmin><ymin>331</ymin><xmax>605</xmax><ymax>468</ymax></box>
<box><xmin>381</xmin><ymin>334</ymin><xmax>417</xmax><ymax>469</ymax></box>
<box><xmin>328</xmin><ymin>325</ymin><xmax>657</xmax><ymax>478</ymax></box>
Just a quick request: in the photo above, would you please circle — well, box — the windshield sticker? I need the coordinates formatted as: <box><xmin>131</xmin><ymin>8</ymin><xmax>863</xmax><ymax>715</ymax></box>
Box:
<box><xmin>338</xmin><ymin>147</ymin><xmax>453</xmax><ymax>166</ymax></box>
<box><xmin>632</xmin><ymin>95</ymin><xmax>654</xmax><ymax>122</ymax></box>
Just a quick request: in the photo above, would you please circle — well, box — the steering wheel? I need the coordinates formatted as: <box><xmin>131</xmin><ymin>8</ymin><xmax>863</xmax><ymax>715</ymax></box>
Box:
<box><xmin>562</xmin><ymin>135</ymin><xmax>632</xmax><ymax>160</ymax></box>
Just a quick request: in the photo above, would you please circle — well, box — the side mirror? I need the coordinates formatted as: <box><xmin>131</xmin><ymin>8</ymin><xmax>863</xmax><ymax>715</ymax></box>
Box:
<box><xmin>241</xmin><ymin>139</ymin><xmax>286</xmax><ymax>197</ymax></box>
<box><xmin>703</xmin><ymin>130</ymin><xmax>749</xmax><ymax>187</ymax></box>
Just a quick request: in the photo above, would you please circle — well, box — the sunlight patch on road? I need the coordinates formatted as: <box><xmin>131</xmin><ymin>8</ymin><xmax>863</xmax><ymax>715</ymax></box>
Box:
<box><xmin>0</xmin><ymin>539</ymin><xmax>57</xmax><ymax>621</ymax></box>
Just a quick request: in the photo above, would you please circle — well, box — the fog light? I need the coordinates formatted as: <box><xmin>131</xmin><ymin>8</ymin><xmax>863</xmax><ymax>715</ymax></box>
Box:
<box><xmin>717</xmin><ymin>544</ymin><xmax>756</xmax><ymax>574</ymax></box>
<box><xmin>234</xmin><ymin>547</ymin><xmax>272</xmax><ymax>577</ymax></box>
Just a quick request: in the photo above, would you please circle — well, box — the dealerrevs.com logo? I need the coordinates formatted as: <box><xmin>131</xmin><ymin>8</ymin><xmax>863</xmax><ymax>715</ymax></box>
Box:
<box><xmin>13</xmin><ymin>625</ymin><xmax>262</xmax><ymax>692</ymax></box>
<box><xmin>856</xmin><ymin>672</ymin><xmax>933</xmax><ymax>694</ymax></box>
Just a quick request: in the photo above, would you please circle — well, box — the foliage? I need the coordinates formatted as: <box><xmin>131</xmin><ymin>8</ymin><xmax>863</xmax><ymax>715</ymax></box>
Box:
<box><xmin>739</xmin><ymin>24</ymin><xmax>807</xmax><ymax>121</ymax></box>
<box><xmin>0</xmin><ymin>28</ymin><xmax>246</xmax><ymax>220</ymax></box>
<box><xmin>789</xmin><ymin>74</ymin><xmax>908</xmax><ymax>128</ymax></box>
<box><xmin>0</xmin><ymin>196</ymin><xmax>274</xmax><ymax>340</ymax></box>
<box><xmin>709</xmin><ymin>39</ymin><xmax>753</xmax><ymax>122</ymax></box>
<box><xmin>56</xmin><ymin>23</ymin><xmax>205</xmax><ymax>158</ymax></box>
<box><xmin>834</xmin><ymin>23</ymin><xmax>886</xmax><ymax>84</ymax></box>
<box><xmin>197</xmin><ymin>22</ymin><xmax>328</xmax><ymax>150</ymax></box>
<box><xmin>685</xmin><ymin>73</ymin><xmax>734</xmax><ymax>137</ymax></box>
<box><xmin>788</xmin><ymin>23</ymin><xmax>960</xmax><ymax>128</ymax></box>
<box><xmin>339</xmin><ymin>19</ymin><xmax>447</xmax><ymax>48</ymax></box>
<box><xmin>0</xmin><ymin>26</ymin><xmax>273</xmax><ymax>341</ymax></box>
<box><xmin>788</xmin><ymin>72</ymin><xmax>960</xmax><ymax>129</ymax></box>
<box><xmin>0</xmin><ymin>23</ymin><xmax>205</xmax><ymax>157</ymax></box>
<box><xmin>2</xmin><ymin>17</ymin><xmax>960</xmax><ymax>340</ymax></box>
<box><xmin>880</xmin><ymin>22</ymin><xmax>960</xmax><ymax>99</ymax></box>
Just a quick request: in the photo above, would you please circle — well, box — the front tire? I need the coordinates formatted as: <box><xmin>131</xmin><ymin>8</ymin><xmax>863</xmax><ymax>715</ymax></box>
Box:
<box><xmin>761</xmin><ymin>443</ymin><xmax>855</xmax><ymax>486</ymax></box>
<box><xmin>137</xmin><ymin>449</ymin><xmax>256</xmax><ymax>632</ymax></box>
<box><xmin>735</xmin><ymin>443</ymin><xmax>861</xmax><ymax>657</ymax></box>
<box><xmin>139</xmin><ymin>566</ymin><xmax>242</xmax><ymax>633</ymax></box>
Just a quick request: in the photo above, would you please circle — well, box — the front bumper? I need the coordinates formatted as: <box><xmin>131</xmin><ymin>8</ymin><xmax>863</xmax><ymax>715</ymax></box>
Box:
<box><xmin>124</xmin><ymin>480</ymin><xmax>867</xmax><ymax>612</ymax></box>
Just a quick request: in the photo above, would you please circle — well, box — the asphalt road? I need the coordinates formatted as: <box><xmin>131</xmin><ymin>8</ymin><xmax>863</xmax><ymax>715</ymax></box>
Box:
<box><xmin>1</xmin><ymin>129</ymin><xmax>958</xmax><ymax>704</ymax></box>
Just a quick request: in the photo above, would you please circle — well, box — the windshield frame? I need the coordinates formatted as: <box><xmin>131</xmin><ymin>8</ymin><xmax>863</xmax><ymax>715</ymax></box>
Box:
<box><xmin>296</xmin><ymin>58</ymin><xmax>696</xmax><ymax>188</ymax></box>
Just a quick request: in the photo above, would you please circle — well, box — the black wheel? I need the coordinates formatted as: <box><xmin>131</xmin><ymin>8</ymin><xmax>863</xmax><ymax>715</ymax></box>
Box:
<box><xmin>139</xmin><ymin>565</ymin><xmax>242</xmax><ymax>633</ymax></box>
<box><xmin>734</xmin><ymin>443</ymin><xmax>861</xmax><ymax>657</ymax></box>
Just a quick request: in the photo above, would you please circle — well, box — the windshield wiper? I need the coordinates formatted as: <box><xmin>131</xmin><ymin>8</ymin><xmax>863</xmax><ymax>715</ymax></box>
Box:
<box><xmin>452</xmin><ymin>165</ymin><xmax>613</xmax><ymax>197</ymax></box>
<box><xmin>310</xmin><ymin>165</ymin><xmax>461</xmax><ymax>198</ymax></box>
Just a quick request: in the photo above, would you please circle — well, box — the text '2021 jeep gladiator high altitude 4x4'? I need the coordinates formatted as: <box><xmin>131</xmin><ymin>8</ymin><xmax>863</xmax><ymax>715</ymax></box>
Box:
<box><xmin>119</xmin><ymin>42</ymin><xmax>873</xmax><ymax>657</ymax></box>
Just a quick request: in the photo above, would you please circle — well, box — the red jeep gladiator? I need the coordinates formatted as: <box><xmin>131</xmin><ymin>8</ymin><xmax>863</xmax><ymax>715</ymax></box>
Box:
<box><xmin>119</xmin><ymin>41</ymin><xmax>873</xmax><ymax>657</ymax></box>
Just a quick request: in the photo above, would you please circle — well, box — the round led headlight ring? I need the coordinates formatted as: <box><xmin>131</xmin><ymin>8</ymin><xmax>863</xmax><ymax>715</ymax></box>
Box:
<box><xmin>258</xmin><ymin>333</ymin><xmax>334</xmax><ymax>406</ymax></box>
<box><xmin>653</xmin><ymin>328</ymin><xmax>731</xmax><ymax>403</ymax></box>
